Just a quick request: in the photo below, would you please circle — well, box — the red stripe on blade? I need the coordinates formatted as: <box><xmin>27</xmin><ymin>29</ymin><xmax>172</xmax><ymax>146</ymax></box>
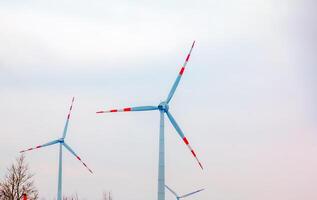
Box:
<box><xmin>191</xmin><ymin>150</ymin><xmax>196</xmax><ymax>157</ymax></box>
<box><xmin>183</xmin><ymin>137</ymin><xmax>189</xmax><ymax>145</ymax></box>
<box><xmin>96</xmin><ymin>111</ymin><xmax>104</xmax><ymax>113</ymax></box>
<box><xmin>77</xmin><ymin>156</ymin><xmax>81</xmax><ymax>161</ymax></box>
<box><xmin>123</xmin><ymin>107</ymin><xmax>131</xmax><ymax>112</ymax></box>
<box><xmin>36</xmin><ymin>146</ymin><xmax>41</xmax><ymax>148</ymax></box>
<box><xmin>185</xmin><ymin>54</ymin><xmax>190</xmax><ymax>62</ymax></box>
<box><xmin>179</xmin><ymin>67</ymin><xmax>185</xmax><ymax>75</ymax></box>
<box><xmin>110</xmin><ymin>109</ymin><xmax>118</xmax><ymax>112</ymax></box>
<box><xmin>199</xmin><ymin>162</ymin><xmax>203</xmax><ymax>169</ymax></box>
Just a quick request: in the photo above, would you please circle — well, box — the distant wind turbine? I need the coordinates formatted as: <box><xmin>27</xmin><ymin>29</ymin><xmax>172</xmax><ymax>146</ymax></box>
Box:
<box><xmin>165</xmin><ymin>185</ymin><xmax>204</xmax><ymax>200</ymax></box>
<box><xmin>20</xmin><ymin>97</ymin><xmax>93</xmax><ymax>200</ymax></box>
<box><xmin>97</xmin><ymin>41</ymin><xmax>203</xmax><ymax>200</ymax></box>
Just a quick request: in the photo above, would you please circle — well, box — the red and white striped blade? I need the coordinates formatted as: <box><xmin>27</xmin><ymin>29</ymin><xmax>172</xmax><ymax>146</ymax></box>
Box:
<box><xmin>166</xmin><ymin>41</ymin><xmax>196</xmax><ymax>103</ymax></box>
<box><xmin>179</xmin><ymin>40</ymin><xmax>195</xmax><ymax>76</ymax></box>
<box><xmin>166</xmin><ymin>111</ymin><xmax>203</xmax><ymax>170</ymax></box>
<box><xmin>96</xmin><ymin>105</ymin><xmax>158</xmax><ymax>114</ymax></box>
<box><xmin>96</xmin><ymin>107</ymin><xmax>132</xmax><ymax>113</ymax></box>
<box><xmin>62</xmin><ymin>97</ymin><xmax>75</xmax><ymax>138</ymax></box>
<box><xmin>20</xmin><ymin>139</ymin><xmax>60</xmax><ymax>153</ymax></box>
<box><xmin>64</xmin><ymin>97</ymin><xmax>75</xmax><ymax>124</ymax></box>
<box><xmin>63</xmin><ymin>142</ymin><xmax>93</xmax><ymax>174</ymax></box>
<box><xmin>67</xmin><ymin>97</ymin><xmax>75</xmax><ymax>120</ymax></box>
<box><xmin>183</xmin><ymin>137</ymin><xmax>203</xmax><ymax>170</ymax></box>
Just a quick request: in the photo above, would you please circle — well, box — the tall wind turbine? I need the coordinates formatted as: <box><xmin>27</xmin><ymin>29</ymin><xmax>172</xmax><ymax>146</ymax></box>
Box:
<box><xmin>20</xmin><ymin>97</ymin><xmax>93</xmax><ymax>200</ymax></box>
<box><xmin>97</xmin><ymin>41</ymin><xmax>203</xmax><ymax>200</ymax></box>
<box><xmin>165</xmin><ymin>185</ymin><xmax>204</xmax><ymax>200</ymax></box>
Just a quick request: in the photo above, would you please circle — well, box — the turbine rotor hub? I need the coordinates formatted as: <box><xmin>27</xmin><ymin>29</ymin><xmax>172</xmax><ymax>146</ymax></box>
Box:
<box><xmin>58</xmin><ymin>138</ymin><xmax>64</xmax><ymax>143</ymax></box>
<box><xmin>158</xmin><ymin>102</ymin><xmax>169</xmax><ymax>112</ymax></box>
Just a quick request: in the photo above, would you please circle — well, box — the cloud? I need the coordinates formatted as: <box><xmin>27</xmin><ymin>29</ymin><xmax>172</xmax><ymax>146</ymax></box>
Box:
<box><xmin>0</xmin><ymin>0</ymin><xmax>285</xmax><ymax>74</ymax></box>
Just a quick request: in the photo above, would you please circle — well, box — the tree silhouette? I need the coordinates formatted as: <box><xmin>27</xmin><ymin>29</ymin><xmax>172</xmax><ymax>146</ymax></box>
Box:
<box><xmin>0</xmin><ymin>154</ymin><xmax>38</xmax><ymax>200</ymax></box>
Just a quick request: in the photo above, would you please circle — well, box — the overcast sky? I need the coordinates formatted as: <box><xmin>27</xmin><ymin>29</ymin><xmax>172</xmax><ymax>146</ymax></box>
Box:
<box><xmin>0</xmin><ymin>0</ymin><xmax>316</xmax><ymax>200</ymax></box>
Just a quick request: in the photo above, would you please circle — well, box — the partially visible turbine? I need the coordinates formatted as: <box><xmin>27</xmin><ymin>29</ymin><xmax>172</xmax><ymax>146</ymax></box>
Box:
<box><xmin>20</xmin><ymin>97</ymin><xmax>93</xmax><ymax>200</ymax></box>
<box><xmin>165</xmin><ymin>185</ymin><xmax>204</xmax><ymax>200</ymax></box>
<box><xmin>97</xmin><ymin>41</ymin><xmax>203</xmax><ymax>200</ymax></box>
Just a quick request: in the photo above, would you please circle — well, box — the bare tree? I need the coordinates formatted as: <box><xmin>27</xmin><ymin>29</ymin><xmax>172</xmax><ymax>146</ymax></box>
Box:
<box><xmin>0</xmin><ymin>154</ymin><xmax>38</xmax><ymax>200</ymax></box>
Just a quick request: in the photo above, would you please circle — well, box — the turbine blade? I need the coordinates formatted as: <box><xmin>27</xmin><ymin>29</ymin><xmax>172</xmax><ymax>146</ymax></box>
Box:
<box><xmin>180</xmin><ymin>189</ymin><xmax>204</xmax><ymax>198</ymax></box>
<box><xmin>166</xmin><ymin>41</ymin><xmax>195</xmax><ymax>104</ymax></box>
<box><xmin>96</xmin><ymin>105</ymin><xmax>158</xmax><ymax>114</ymax></box>
<box><xmin>20</xmin><ymin>139</ymin><xmax>60</xmax><ymax>153</ymax></box>
<box><xmin>165</xmin><ymin>185</ymin><xmax>179</xmax><ymax>197</ymax></box>
<box><xmin>165</xmin><ymin>111</ymin><xmax>203</xmax><ymax>170</ymax></box>
<box><xmin>62</xmin><ymin>142</ymin><xmax>93</xmax><ymax>174</ymax></box>
<box><xmin>62</xmin><ymin>97</ymin><xmax>75</xmax><ymax>139</ymax></box>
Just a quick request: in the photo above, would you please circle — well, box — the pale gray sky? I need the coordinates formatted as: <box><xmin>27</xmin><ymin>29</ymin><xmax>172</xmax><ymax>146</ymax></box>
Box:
<box><xmin>0</xmin><ymin>0</ymin><xmax>316</xmax><ymax>200</ymax></box>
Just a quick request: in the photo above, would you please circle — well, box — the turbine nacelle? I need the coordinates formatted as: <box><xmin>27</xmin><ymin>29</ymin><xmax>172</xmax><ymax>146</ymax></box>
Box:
<box><xmin>158</xmin><ymin>102</ymin><xmax>169</xmax><ymax>112</ymax></box>
<box><xmin>58</xmin><ymin>138</ymin><xmax>65</xmax><ymax>143</ymax></box>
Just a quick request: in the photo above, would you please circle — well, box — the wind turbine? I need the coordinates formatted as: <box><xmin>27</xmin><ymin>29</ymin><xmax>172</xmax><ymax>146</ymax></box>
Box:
<box><xmin>97</xmin><ymin>41</ymin><xmax>203</xmax><ymax>200</ymax></box>
<box><xmin>165</xmin><ymin>185</ymin><xmax>204</xmax><ymax>200</ymax></box>
<box><xmin>20</xmin><ymin>97</ymin><xmax>93</xmax><ymax>200</ymax></box>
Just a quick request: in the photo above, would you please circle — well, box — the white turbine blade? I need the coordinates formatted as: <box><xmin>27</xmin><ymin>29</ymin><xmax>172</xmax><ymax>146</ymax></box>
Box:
<box><xmin>165</xmin><ymin>185</ymin><xmax>179</xmax><ymax>197</ymax></box>
<box><xmin>180</xmin><ymin>189</ymin><xmax>205</xmax><ymax>198</ymax></box>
